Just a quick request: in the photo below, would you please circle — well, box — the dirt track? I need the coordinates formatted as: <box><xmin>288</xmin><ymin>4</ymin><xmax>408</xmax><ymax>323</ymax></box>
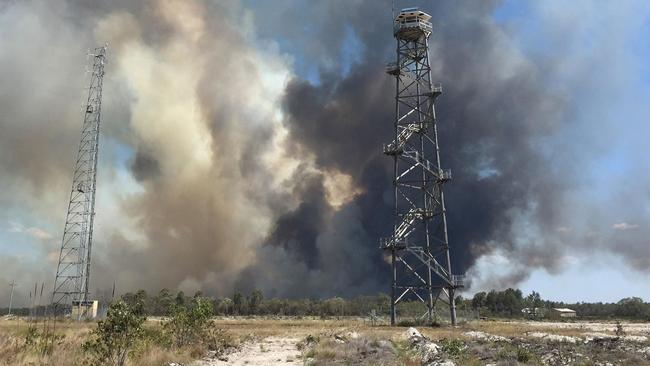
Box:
<box><xmin>192</xmin><ymin>336</ymin><xmax>301</xmax><ymax>366</ymax></box>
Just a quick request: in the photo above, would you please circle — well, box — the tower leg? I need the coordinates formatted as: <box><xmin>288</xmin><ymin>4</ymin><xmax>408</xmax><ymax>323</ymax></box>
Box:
<box><xmin>427</xmin><ymin>292</ymin><xmax>434</xmax><ymax>324</ymax></box>
<box><xmin>427</xmin><ymin>263</ymin><xmax>434</xmax><ymax>324</ymax></box>
<box><xmin>390</xmin><ymin>249</ymin><xmax>396</xmax><ymax>326</ymax></box>
<box><xmin>449</xmin><ymin>288</ymin><xmax>457</xmax><ymax>326</ymax></box>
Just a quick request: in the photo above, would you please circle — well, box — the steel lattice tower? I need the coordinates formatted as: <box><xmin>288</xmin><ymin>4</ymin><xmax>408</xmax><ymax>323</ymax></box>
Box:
<box><xmin>381</xmin><ymin>8</ymin><xmax>463</xmax><ymax>325</ymax></box>
<box><xmin>52</xmin><ymin>46</ymin><xmax>107</xmax><ymax>317</ymax></box>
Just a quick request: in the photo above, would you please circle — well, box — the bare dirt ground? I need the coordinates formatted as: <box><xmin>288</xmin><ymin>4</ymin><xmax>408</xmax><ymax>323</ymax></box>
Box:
<box><xmin>187</xmin><ymin>318</ymin><xmax>650</xmax><ymax>365</ymax></box>
<box><xmin>519</xmin><ymin>320</ymin><xmax>650</xmax><ymax>333</ymax></box>
<box><xmin>192</xmin><ymin>336</ymin><xmax>301</xmax><ymax>365</ymax></box>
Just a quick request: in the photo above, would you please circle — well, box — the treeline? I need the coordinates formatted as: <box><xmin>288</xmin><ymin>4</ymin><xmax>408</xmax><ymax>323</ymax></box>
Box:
<box><xmin>4</xmin><ymin>288</ymin><xmax>649</xmax><ymax>320</ymax></box>
<box><xmin>461</xmin><ymin>289</ymin><xmax>650</xmax><ymax>320</ymax></box>
<box><xmin>120</xmin><ymin>289</ymin><xmax>392</xmax><ymax>317</ymax></box>
<box><xmin>119</xmin><ymin>288</ymin><xmax>650</xmax><ymax>320</ymax></box>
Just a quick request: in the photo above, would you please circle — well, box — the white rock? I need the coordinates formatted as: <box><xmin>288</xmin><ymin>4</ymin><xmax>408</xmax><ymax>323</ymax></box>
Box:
<box><xmin>405</xmin><ymin>327</ymin><xmax>427</xmax><ymax>346</ymax></box>
<box><xmin>528</xmin><ymin>331</ymin><xmax>579</xmax><ymax>343</ymax></box>
<box><xmin>406</xmin><ymin>327</ymin><xmax>423</xmax><ymax>340</ymax></box>
<box><xmin>463</xmin><ymin>331</ymin><xmax>510</xmax><ymax>342</ymax></box>
<box><xmin>420</xmin><ymin>342</ymin><xmax>441</xmax><ymax>362</ymax></box>
<box><xmin>622</xmin><ymin>335</ymin><xmax>648</xmax><ymax>342</ymax></box>
<box><xmin>423</xmin><ymin>342</ymin><xmax>440</xmax><ymax>354</ymax></box>
<box><xmin>583</xmin><ymin>332</ymin><xmax>614</xmax><ymax>342</ymax></box>
<box><xmin>346</xmin><ymin>331</ymin><xmax>360</xmax><ymax>339</ymax></box>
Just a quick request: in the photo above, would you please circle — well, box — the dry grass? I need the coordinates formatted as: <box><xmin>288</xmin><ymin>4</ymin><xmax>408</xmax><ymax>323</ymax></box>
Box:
<box><xmin>212</xmin><ymin>316</ymin><xmax>466</xmax><ymax>340</ymax></box>
<box><xmin>0</xmin><ymin>318</ymin><xmax>202</xmax><ymax>366</ymax></box>
<box><xmin>0</xmin><ymin>319</ymin><xmax>89</xmax><ymax>366</ymax></box>
<box><xmin>463</xmin><ymin>320</ymin><xmax>588</xmax><ymax>337</ymax></box>
<box><xmin>2</xmin><ymin>316</ymin><xmax>649</xmax><ymax>365</ymax></box>
<box><xmin>207</xmin><ymin>317</ymin><xmax>635</xmax><ymax>346</ymax></box>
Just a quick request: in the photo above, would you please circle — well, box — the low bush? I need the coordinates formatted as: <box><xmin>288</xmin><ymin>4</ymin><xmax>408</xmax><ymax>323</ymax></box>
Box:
<box><xmin>164</xmin><ymin>296</ymin><xmax>213</xmax><ymax>347</ymax></box>
<box><xmin>516</xmin><ymin>346</ymin><xmax>534</xmax><ymax>363</ymax></box>
<box><xmin>441</xmin><ymin>338</ymin><xmax>466</xmax><ymax>356</ymax></box>
<box><xmin>163</xmin><ymin>295</ymin><xmax>234</xmax><ymax>357</ymax></box>
<box><xmin>82</xmin><ymin>300</ymin><xmax>146</xmax><ymax>366</ymax></box>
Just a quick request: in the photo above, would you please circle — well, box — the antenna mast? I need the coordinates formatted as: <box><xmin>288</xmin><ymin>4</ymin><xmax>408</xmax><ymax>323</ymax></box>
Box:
<box><xmin>52</xmin><ymin>45</ymin><xmax>107</xmax><ymax>319</ymax></box>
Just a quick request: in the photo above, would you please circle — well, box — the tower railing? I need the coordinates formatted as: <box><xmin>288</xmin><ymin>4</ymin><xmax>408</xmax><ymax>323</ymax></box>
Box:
<box><xmin>394</xmin><ymin>19</ymin><xmax>433</xmax><ymax>36</ymax></box>
<box><xmin>451</xmin><ymin>275</ymin><xmax>465</xmax><ymax>288</ymax></box>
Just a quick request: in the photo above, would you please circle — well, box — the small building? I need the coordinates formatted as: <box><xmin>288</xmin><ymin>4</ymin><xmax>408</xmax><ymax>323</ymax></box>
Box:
<box><xmin>71</xmin><ymin>300</ymin><xmax>99</xmax><ymax>319</ymax></box>
<box><xmin>551</xmin><ymin>308</ymin><xmax>577</xmax><ymax>318</ymax></box>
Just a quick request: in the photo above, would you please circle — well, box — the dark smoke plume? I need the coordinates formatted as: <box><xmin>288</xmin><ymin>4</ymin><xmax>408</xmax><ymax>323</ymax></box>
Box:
<box><xmin>239</xmin><ymin>0</ymin><xmax>568</xmax><ymax>294</ymax></box>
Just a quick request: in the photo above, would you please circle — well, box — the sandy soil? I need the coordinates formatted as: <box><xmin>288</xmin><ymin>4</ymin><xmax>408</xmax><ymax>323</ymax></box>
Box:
<box><xmin>192</xmin><ymin>336</ymin><xmax>301</xmax><ymax>366</ymax></box>
<box><xmin>184</xmin><ymin>318</ymin><xmax>650</xmax><ymax>365</ymax></box>
<box><xmin>517</xmin><ymin>320</ymin><xmax>650</xmax><ymax>334</ymax></box>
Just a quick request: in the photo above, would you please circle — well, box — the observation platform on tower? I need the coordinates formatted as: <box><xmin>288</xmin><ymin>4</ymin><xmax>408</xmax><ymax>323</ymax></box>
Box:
<box><xmin>393</xmin><ymin>7</ymin><xmax>432</xmax><ymax>40</ymax></box>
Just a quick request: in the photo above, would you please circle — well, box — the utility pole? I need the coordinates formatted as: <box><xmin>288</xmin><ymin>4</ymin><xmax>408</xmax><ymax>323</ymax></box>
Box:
<box><xmin>8</xmin><ymin>280</ymin><xmax>16</xmax><ymax>316</ymax></box>
<box><xmin>381</xmin><ymin>6</ymin><xmax>464</xmax><ymax>325</ymax></box>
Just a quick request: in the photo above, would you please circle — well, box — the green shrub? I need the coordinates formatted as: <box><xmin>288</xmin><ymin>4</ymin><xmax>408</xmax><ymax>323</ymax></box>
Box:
<box><xmin>164</xmin><ymin>296</ymin><xmax>214</xmax><ymax>347</ymax></box>
<box><xmin>163</xmin><ymin>295</ymin><xmax>233</xmax><ymax>355</ymax></box>
<box><xmin>517</xmin><ymin>346</ymin><xmax>534</xmax><ymax>363</ymax></box>
<box><xmin>441</xmin><ymin>338</ymin><xmax>466</xmax><ymax>356</ymax></box>
<box><xmin>496</xmin><ymin>344</ymin><xmax>537</xmax><ymax>364</ymax></box>
<box><xmin>82</xmin><ymin>300</ymin><xmax>146</xmax><ymax>366</ymax></box>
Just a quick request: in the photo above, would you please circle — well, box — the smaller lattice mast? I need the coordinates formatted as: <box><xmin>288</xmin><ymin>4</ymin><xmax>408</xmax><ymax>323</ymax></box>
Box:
<box><xmin>52</xmin><ymin>45</ymin><xmax>107</xmax><ymax>319</ymax></box>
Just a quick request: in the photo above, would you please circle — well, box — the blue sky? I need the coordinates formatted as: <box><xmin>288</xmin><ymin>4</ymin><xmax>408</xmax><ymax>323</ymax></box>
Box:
<box><xmin>480</xmin><ymin>0</ymin><xmax>650</xmax><ymax>302</ymax></box>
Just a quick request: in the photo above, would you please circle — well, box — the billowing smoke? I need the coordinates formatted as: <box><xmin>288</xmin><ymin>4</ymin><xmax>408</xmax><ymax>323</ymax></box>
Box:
<box><xmin>1</xmin><ymin>0</ymin><xmax>649</xmax><ymax>305</ymax></box>
<box><xmin>239</xmin><ymin>0</ymin><xmax>650</xmax><ymax>295</ymax></box>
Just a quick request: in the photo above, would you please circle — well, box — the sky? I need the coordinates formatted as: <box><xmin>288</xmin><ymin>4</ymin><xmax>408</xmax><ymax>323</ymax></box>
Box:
<box><xmin>485</xmin><ymin>0</ymin><xmax>650</xmax><ymax>302</ymax></box>
<box><xmin>1</xmin><ymin>0</ymin><xmax>649</xmax><ymax>307</ymax></box>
